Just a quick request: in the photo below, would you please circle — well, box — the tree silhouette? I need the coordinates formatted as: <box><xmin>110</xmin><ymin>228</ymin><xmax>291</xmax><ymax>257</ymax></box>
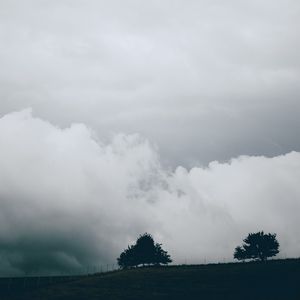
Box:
<box><xmin>233</xmin><ymin>246</ymin><xmax>246</xmax><ymax>261</ymax></box>
<box><xmin>154</xmin><ymin>243</ymin><xmax>172</xmax><ymax>265</ymax></box>
<box><xmin>117</xmin><ymin>245</ymin><xmax>137</xmax><ymax>269</ymax></box>
<box><xmin>234</xmin><ymin>231</ymin><xmax>279</xmax><ymax>262</ymax></box>
<box><xmin>117</xmin><ymin>233</ymin><xmax>172</xmax><ymax>268</ymax></box>
<box><xmin>134</xmin><ymin>233</ymin><xmax>156</xmax><ymax>266</ymax></box>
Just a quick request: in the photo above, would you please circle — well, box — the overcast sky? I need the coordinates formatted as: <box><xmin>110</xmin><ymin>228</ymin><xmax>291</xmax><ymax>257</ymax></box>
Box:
<box><xmin>0</xmin><ymin>0</ymin><xmax>300</xmax><ymax>275</ymax></box>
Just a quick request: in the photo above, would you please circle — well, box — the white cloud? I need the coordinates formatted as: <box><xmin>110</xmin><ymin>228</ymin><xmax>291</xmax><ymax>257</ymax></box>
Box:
<box><xmin>0</xmin><ymin>110</ymin><xmax>299</xmax><ymax>274</ymax></box>
<box><xmin>0</xmin><ymin>0</ymin><xmax>299</xmax><ymax>166</ymax></box>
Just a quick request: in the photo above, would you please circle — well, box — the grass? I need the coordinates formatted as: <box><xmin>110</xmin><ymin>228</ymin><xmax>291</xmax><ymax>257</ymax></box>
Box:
<box><xmin>1</xmin><ymin>258</ymin><xmax>300</xmax><ymax>300</ymax></box>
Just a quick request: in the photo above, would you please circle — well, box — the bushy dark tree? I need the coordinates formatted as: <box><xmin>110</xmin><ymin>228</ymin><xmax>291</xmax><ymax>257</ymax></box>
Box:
<box><xmin>154</xmin><ymin>243</ymin><xmax>172</xmax><ymax>265</ymax></box>
<box><xmin>117</xmin><ymin>233</ymin><xmax>172</xmax><ymax>268</ymax></box>
<box><xmin>234</xmin><ymin>231</ymin><xmax>279</xmax><ymax>262</ymax></box>
<box><xmin>234</xmin><ymin>246</ymin><xmax>246</xmax><ymax>261</ymax></box>
<box><xmin>134</xmin><ymin>233</ymin><xmax>157</xmax><ymax>265</ymax></box>
<box><xmin>117</xmin><ymin>245</ymin><xmax>136</xmax><ymax>269</ymax></box>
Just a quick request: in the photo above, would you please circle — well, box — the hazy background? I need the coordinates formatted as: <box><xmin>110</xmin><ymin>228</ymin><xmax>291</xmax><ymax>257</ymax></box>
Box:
<box><xmin>0</xmin><ymin>0</ymin><xmax>299</xmax><ymax>275</ymax></box>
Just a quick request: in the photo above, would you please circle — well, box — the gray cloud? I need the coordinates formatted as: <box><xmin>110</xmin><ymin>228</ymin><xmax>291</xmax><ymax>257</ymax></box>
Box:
<box><xmin>0</xmin><ymin>0</ymin><xmax>299</xmax><ymax>166</ymax></box>
<box><xmin>0</xmin><ymin>0</ymin><xmax>299</xmax><ymax>275</ymax></box>
<box><xmin>0</xmin><ymin>110</ymin><xmax>299</xmax><ymax>275</ymax></box>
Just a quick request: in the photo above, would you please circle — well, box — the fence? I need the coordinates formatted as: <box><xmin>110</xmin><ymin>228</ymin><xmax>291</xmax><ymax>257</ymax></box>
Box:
<box><xmin>0</xmin><ymin>263</ymin><xmax>120</xmax><ymax>294</ymax></box>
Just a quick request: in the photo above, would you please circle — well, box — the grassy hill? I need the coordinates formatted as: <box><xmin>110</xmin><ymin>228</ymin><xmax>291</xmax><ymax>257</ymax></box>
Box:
<box><xmin>2</xmin><ymin>259</ymin><xmax>300</xmax><ymax>300</ymax></box>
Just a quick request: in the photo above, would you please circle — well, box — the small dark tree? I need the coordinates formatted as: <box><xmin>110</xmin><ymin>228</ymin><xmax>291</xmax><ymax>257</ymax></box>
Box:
<box><xmin>117</xmin><ymin>233</ymin><xmax>172</xmax><ymax>268</ymax></box>
<box><xmin>117</xmin><ymin>245</ymin><xmax>136</xmax><ymax>269</ymax></box>
<box><xmin>154</xmin><ymin>243</ymin><xmax>172</xmax><ymax>265</ymax></box>
<box><xmin>233</xmin><ymin>246</ymin><xmax>246</xmax><ymax>261</ymax></box>
<box><xmin>134</xmin><ymin>233</ymin><xmax>157</xmax><ymax>266</ymax></box>
<box><xmin>234</xmin><ymin>231</ymin><xmax>279</xmax><ymax>262</ymax></box>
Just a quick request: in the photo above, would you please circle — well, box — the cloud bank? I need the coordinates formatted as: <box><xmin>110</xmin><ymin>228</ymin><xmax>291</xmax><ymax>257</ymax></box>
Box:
<box><xmin>0</xmin><ymin>110</ymin><xmax>299</xmax><ymax>275</ymax></box>
<box><xmin>0</xmin><ymin>0</ymin><xmax>300</xmax><ymax>166</ymax></box>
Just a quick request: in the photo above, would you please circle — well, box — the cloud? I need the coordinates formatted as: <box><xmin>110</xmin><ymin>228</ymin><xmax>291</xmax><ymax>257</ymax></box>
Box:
<box><xmin>162</xmin><ymin>153</ymin><xmax>300</xmax><ymax>262</ymax></box>
<box><xmin>0</xmin><ymin>0</ymin><xmax>299</xmax><ymax>166</ymax></box>
<box><xmin>0</xmin><ymin>109</ymin><xmax>162</xmax><ymax>274</ymax></box>
<box><xmin>0</xmin><ymin>110</ymin><xmax>299</xmax><ymax>275</ymax></box>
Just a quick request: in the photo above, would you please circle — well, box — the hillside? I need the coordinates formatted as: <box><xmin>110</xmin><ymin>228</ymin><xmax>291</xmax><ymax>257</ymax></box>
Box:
<box><xmin>2</xmin><ymin>259</ymin><xmax>300</xmax><ymax>300</ymax></box>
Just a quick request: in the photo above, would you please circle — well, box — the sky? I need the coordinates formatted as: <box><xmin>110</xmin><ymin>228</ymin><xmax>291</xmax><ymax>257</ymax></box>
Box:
<box><xmin>0</xmin><ymin>0</ymin><xmax>300</xmax><ymax>275</ymax></box>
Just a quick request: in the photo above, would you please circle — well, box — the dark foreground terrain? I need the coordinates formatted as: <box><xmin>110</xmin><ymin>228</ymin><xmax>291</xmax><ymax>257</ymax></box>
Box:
<box><xmin>1</xmin><ymin>259</ymin><xmax>300</xmax><ymax>300</ymax></box>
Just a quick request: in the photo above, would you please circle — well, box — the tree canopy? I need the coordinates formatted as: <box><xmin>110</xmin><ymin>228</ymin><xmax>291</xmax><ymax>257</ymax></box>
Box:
<box><xmin>117</xmin><ymin>233</ymin><xmax>172</xmax><ymax>268</ymax></box>
<box><xmin>234</xmin><ymin>231</ymin><xmax>279</xmax><ymax>262</ymax></box>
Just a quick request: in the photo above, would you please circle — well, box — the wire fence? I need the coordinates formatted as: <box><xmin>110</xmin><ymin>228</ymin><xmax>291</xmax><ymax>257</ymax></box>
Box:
<box><xmin>0</xmin><ymin>263</ymin><xmax>120</xmax><ymax>293</ymax></box>
<box><xmin>0</xmin><ymin>256</ymin><xmax>292</xmax><ymax>294</ymax></box>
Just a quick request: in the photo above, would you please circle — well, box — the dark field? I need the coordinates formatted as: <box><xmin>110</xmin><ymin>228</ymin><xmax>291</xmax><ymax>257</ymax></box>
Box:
<box><xmin>1</xmin><ymin>259</ymin><xmax>300</xmax><ymax>300</ymax></box>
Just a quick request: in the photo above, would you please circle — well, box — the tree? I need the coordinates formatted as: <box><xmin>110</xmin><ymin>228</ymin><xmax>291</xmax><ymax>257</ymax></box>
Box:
<box><xmin>154</xmin><ymin>243</ymin><xmax>172</xmax><ymax>265</ymax></box>
<box><xmin>117</xmin><ymin>245</ymin><xmax>136</xmax><ymax>269</ymax></box>
<box><xmin>134</xmin><ymin>233</ymin><xmax>157</xmax><ymax>266</ymax></box>
<box><xmin>117</xmin><ymin>233</ymin><xmax>172</xmax><ymax>268</ymax></box>
<box><xmin>233</xmin><ymin>246</ymin><xmax>246</xmax><ymax>261</ymax></box>
<box><xmin>234</xmin><ymin>231</ymin><xmax>279</xmax><ymax>262</ymax></box>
